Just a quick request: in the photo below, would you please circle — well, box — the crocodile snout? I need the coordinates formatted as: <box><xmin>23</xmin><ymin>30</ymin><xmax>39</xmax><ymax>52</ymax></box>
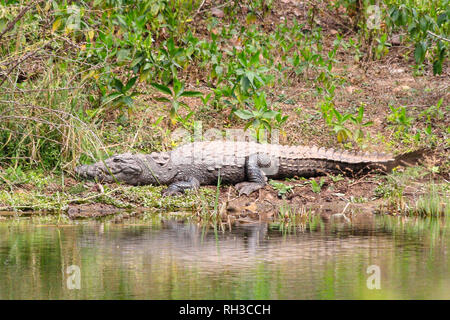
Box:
<box><xmin>75</xmin><ymin>164</ymin><xmax>92</xmax><ymax>179</ymax></box>
<box><xmin>75</xmin><ymin>164</ymin><xmax>104</xmax><ymax>180</ymax></box>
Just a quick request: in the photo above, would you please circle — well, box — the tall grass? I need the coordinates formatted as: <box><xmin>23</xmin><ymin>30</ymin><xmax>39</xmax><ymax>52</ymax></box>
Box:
<box><xmin>415</xmin><ymin>184</ymin><xmax>450</xmax><ymax>217</ymax></box>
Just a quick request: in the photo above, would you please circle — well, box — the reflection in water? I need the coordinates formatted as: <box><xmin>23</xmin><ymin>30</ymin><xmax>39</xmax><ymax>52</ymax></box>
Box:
<box><xmin>0</xmin><ymin>214</ymin><xmax>449</xmax><ymax>299</ymax></box>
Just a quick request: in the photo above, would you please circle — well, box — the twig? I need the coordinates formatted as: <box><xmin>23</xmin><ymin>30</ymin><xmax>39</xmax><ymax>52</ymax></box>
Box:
<box><xmin>0</xmin><ymin>0</ymin><xmax>41</xmax><ymax>42</ymax></box>
<box><xmin>0</xmin><ymin>42</ymin><xmax>48</xmax><ymax>87</ymax></box>
<box><xmin>331</xmin><ymin>203</ymin><xmax>351</xmax><ymax>222</ymax></box>
<box><xmin>196</xmin><ymin>0</ymin><xmax>206</xmax><ymax>14</ymax></box>
<box><xmin>0</xmin><ymin>86</ymin><xmax>83</xmax><ymax>93</ymax></box>
<box><xmin>427</xmin><ymin>30</ymin><xmax>450</xmax><ymax>43</ymax></box>
<box><xmin>197</xmin><ymin>0</ymin><xmax>232</xmax><ymax>14</ymax></box>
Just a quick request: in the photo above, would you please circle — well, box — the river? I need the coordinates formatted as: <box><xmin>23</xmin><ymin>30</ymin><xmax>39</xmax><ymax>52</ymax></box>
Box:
<box><xmin>0</xmin><ymin>213</ymin><xmax>449</xmax><ymax>299</ymax></box>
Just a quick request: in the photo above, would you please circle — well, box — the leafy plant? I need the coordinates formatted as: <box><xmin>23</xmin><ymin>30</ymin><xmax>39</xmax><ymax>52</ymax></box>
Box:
<box><xmin>329</xmin><ymin>108</ymin><xmax>354</xmax><ymax>143</ymax></box>
<box><xmin>269</xmin><ymin>180</ymin><xmax>294</xmax><ymax>197</ymax></box>
<box><xmin>233</xmin><ymin>92</ymin><xmax>287</xmax><ymax>141</ymax></box>
<box><xmin>374</xmin><ymin>33</ymin><xmax>391</xmax><ymax>59</ymax></box>
<box><xmin>101</xmin><ymin>76</ymin><xmax>139</xmax><ymax>123</ymax></box>
<box><xmin>350</xmin><ymin>105</ymin><xmax>374</xmax><ymax>141</ymax></box>
<box><xmin>233</xmin><ymin>49</ymin><xmax>270</xmax><ymax>102</ymax></box>
<box><xmin>387</xmin><ymin>105</ymin><xmax>414</xmax><ymax>130</ymax></box>
<box><xmin>310</xmin><ymin>178</ymin><xmax>325</xmax><ymax>193</ymax></box>
<box><xmin>321</xmin><ymin>97</ymin><xmax>373</xmax><ymax>144</ymax></box>
<box><xmin>151</xmin><ymin>78</ymin><xmax>203</xmax><ymax>125</ymax></box>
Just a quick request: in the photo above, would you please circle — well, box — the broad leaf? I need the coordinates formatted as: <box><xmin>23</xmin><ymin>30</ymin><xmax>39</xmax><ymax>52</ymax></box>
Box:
<box><xmin>124</xmin><ymin>76</ymin><xmax>137</xmax><ymax>92</ymax></box>
<box><xmin>262</xmin><ymin>110</ymin><xmax>279</xmax><ymax>119</ymax></box>
<box><xmin>414</xmin><ymin>42</ymin><xmax>427</xmax><ymax>64</ymax></box>
<box><xmin>180</xmin><ymin>91</ymin><xmax>203</xmax><ymax>97</ymax></box>
<box><xmin>154</xmin><ymin>97</ymin><xmax>171</xmax><ymax>102</ymax></box>
<box><xmin>113</xmin><ymin>78</ymin><xmax>124</xmax><ymax>93</ymax></box>
<box><xmin>151</xmin><ymin>82</ymin><xmax>172</xmax><ymax>95</ymax></box>
<box><xmin>234</xmin><ymin>109</ymin><xmax>254</xmax><ymax>120</ymax></box>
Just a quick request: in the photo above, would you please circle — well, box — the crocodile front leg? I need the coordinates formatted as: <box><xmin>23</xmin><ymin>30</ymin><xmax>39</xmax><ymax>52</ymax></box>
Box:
<box><xmin>235</xmin><ymin>153</ymin><xmax>270</xmax><ymax>196</ymax></box>
<box><xmin>162</xmin><ymin>177</ymin><xmax>200</xmax><ymax>196</ymax></box>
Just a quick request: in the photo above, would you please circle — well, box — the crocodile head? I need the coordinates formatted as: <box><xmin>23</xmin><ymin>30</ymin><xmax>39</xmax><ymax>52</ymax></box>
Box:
<box><xmin>75</xmin><ymin>153</ymin><xmax>163</xmax><ymax>185</ymax></box>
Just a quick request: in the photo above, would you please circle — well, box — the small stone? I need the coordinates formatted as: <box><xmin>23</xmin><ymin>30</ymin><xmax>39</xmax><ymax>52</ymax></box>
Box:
<box><xmin>345</xmin><ymin>86</ymin><xmax>357</xmax><ymax>94</ymax></box>
<box><xmin>394</xmin><ymin>85</ymin><xmax>411</xmax><ymax>92</ymax></box>
<box><xmin>391</xmin><ymin>34</ymin><xmax>402</xmax><ymax>46</ymax></box>
<box><xmin>211</xmin><ymin>8</ymin><xmax>224</xmax><ymax>18</ymax></box>
<box><xmin>391</xmin><ymin>68</ymin><xmax>404</xmax><ymax>74</ymax></box>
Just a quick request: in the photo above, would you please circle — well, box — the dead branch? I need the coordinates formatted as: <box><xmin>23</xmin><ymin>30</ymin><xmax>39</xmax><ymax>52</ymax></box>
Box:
<box><xmin>0</xmin><ymin>42</ymin><xmax>49</xmax><ymax>87</ymax></box>
<box><xmin>0</xmin><ymin>0</ymin><xmax>42</xmax><ymax>42</ymax></box>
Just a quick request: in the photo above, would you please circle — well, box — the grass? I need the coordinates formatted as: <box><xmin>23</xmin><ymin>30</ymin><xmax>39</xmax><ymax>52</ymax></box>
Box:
<box><xmin>0</xmin><ymin>179</ymin><xmax>216</xmax><ymax>213</ymax></box>
<box><xmin>375</xmin><ymin>166</ymin><xmax>450</xmax><ymax>216</ymax></box>
<box><xmin>272</xmin><ymin>202</ymin><xmax>315</xmax><ymax>233</ymax></box>
<box><xmin>415</xmin><ymin>184</ymin><xmax>450</xmax><ymax>217</ymax></box>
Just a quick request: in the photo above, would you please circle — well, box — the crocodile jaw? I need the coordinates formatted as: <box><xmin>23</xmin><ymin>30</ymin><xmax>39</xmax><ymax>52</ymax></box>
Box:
<box><xmin>75</xmin><ymin>153</ymin><xmax>143</xmax><ymax>184</ymax></box>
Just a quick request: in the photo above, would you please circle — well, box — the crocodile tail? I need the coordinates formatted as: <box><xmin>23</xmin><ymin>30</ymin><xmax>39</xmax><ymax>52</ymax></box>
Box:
<box><xmin>387</xmin><ymin>148</ymin><xmax>427</xmax><ymax>172</ymax></box>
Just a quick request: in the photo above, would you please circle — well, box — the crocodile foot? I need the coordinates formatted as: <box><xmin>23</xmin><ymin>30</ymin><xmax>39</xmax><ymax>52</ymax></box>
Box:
<box><xmin>235</xmin><ymin>182</ymin><xmax>265</xmax><ymax>196</ymax></box>
<box><xmin>162</xmin><ymin>188</ymin><xmax>185</xmax><ymax>197</ymax></box>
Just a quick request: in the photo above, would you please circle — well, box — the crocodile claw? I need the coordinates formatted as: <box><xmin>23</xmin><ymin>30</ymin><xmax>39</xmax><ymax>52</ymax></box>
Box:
<box><xmin>235</xmin><ymin>182</ymin><xmax>265</xmax><ymax>196</ymax></box>
<box><xmin>162</xmin><ymin>188</ymin><xmax>185</xmax><ymax>197</ymax></box>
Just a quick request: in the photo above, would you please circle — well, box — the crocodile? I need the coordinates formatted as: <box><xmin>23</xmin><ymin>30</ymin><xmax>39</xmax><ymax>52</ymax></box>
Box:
<box><xmin>75</xmin><ymin>141</ymin><xmax>423</xmax><ymax>196</ymax></box>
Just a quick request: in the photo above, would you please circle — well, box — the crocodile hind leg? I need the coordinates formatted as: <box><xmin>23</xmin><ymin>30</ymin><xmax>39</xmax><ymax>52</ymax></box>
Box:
<box><xmin>162</xmin><ymin>177</ymin><xmax>200</xmax><ymax>196</ymax></box>
<box><xmin>235</xmin><ymin>153</ymin><xmax>270</xmax><ymax>196</ymax></box>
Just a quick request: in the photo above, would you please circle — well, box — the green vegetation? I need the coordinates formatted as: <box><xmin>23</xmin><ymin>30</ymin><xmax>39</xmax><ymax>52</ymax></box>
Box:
<box><xmin>0</xmin><ymin>0</ymin><xmax>448</xmax><ymax>217</ymax></box>
<box><xmin>310</xmin><ymin>178</ymin><xmax>326</xmax><ymax>193</ymax></box>
<box><xmin>375</xmin><ymin>166</ymin><xmax>449</xmax><ymax>216</ymax></box>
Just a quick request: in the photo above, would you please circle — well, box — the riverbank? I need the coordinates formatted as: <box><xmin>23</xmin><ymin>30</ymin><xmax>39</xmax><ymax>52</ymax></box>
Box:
<box><xmin>0</xmin><ymin>1</ymin><xmax>448</xmax><ymax>221</ymax></box>
<box><xmin>0</xmin><ymin>163</ymin><xmax>448</xmax><ymax>224</ymax></box>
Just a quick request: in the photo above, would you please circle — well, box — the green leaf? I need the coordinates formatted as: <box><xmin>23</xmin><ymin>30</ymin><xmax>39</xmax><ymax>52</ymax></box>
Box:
<box><xmin>171</xmin><ymin>101</ymin><xmax>179</xmax><ymax>112</ymax></box>
<box><xmin>433</xmin><ymin>59</ymin><xmax>443</xmax><ymax>75</ymax></box>
<box><xmin>437</xmin><ymin>13</ymin><xmax>447</xmax><ymax>26</ymax></box>
<box><xmin>414</xmin><ymin>42</ymin><xmax>426</xmax><ymax>64</ymax></box>
<box><xmin>262</xmin><ymin>110</ymin><xmax>279</xmax><ymax>119</ymax></box>
<box><xmin>333</xmin><ymin>109</ymin><xmax>342</xmax><ymax>121</ymax></box>
<box><xmin>124</xmin><ymin>76</ymin><xmax>137</xmax><ymax>92</ymax></box>
<box><xmin>173</xmin><ymin>78</ymin><xmax>184</xmax><ymax>97</ymax></box>
<box><xmin>130</xmin><ymin>56</ymin><xmax>144</xmax><ymax>69</ymax></box>
<box><xmin>154</xmin><ymin>97</ymin><xmax>171</xmax><ymax>102</ymax></box>
<box><xmin>151</xmin><ymin>82</ymin><xmax>172</xmax><ymax>95</ymax></box>
<box><xmin>408</xmin><ymin>22</ymin><xmax>417</xmax><ymax>35</ymax></box>
<box><xmin>419</xmin><ymin>16</ymin><xmax>428</xmax><ymax>32</ymax></box>
<box><xmin>180</xmin><ymin>91</ymin><xmax>203</xmax><ymax>97</ymax></box>
<box><xmin>102</xmin><ymin>92</ymin><xmax>122</xmax><ymax>105</ymax></box>
<box><xmin>241</xmin><ymin>76</ymin><xmax>251</xmax><ymax>93</ymax></box>
<box><xmin>234</xmin><ymin>109</ymin><xmax>254</xmax><ymax>120</ymax></box>
<box><xmin>116</xmin><ymin>49</ymin><xmax>130</xmax><ymax>62</ymax></box>
<box><xmin>113</xmin><ymin>79</ymin><xmax>124</xmax><ymax>93</ymax></box>
<box><xmin>245</xmin><ymin>71</ymin><xmax>255</xmax><ymax>86</ymax></box>
<box><xmin>261</xmin><ymin>120</ymin><xmax>272</xmax><ymax>132</ymax></box>
<box><xmin>121</xmin><ymin>96</ymin><xmax>134</xmax><ymax>107</ymax></box>
<box><xmin>250</xmin><ymin>51</ymin><xmax>260</xmax><ymax>65</ymax></box>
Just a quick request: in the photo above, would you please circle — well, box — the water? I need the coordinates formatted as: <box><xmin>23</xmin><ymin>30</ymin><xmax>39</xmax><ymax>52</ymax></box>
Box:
<box><xmin>0</xmin><ymin>213</ymin><xmax>449</xmax><ymax>299</ymax></box>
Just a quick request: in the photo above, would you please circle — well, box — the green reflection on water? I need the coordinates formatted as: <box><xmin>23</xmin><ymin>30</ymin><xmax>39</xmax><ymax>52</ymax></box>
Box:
<box><xmin>0</xmin><ymin>214</ymin><xmax>449</xmax><ymax>299</ymax></box>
